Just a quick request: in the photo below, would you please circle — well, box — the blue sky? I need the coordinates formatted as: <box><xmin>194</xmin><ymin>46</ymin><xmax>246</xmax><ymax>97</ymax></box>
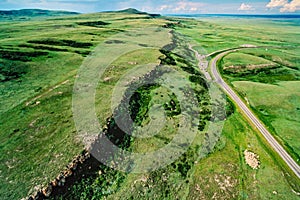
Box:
<box><xmin>0</xmin><ymin>0</ymin><xmax>299</xmax><ymax>14</ymax></box>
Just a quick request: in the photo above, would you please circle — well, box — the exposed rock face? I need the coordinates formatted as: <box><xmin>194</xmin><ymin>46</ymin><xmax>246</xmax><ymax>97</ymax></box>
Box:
<box><xmin>42</xmin><ymin>184</ymin><xmax>52</xmax><ymax>197</ymax></box>
<box><xmin>27</xmin><ymin>149</ymin><xmax>97</xmax><ymax>200</ymax></box>
<box><xmin>26</xmin><ymin>67</ymin><xmax>165</xmax><ymax>200</ymax></box>
<box><xmin>51</xmin><ymin>179</ymin><xmax>58</xmax><ymax>187</ymax></box>
<box><xmin>244</xmin><ymin>150</ymin><xmax>260</xmax><ymax>170</ymax></box>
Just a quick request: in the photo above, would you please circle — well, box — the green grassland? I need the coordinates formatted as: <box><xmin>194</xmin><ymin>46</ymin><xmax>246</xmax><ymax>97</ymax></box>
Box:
<box><xmin>222</xmin><ymin>52</ymin><xmax>276</xmax><ymax>74</ymax></box>
<box><xmin>211</xmin><ymin>29</ymin><xmax>300</xmax><ymax>165</ymax></box>
<box><xmin>174</xmin><ymin>16</ymin><xmax>300</xmax><ymax>164</ymax></box>
<box><xmin>188</xmin><ymin>110</ymin><xmax>299</xmax><ymax>200</ymax></box>
<box><xmin>174</xmin><ymin>16</ymin><xmax>300</xmax><ymax>198</ymax></box>
<box><xmin>219</xmin><ymin>49</ymin><xmax>300</xmax><ymax>84</ymax></box>
<box><xmin>232</xmin><ymin>81</ymin><xmax>300</xmax><ymax>163</ymax></box>
<box><xmin>0</xmin><ymin>11</ymin><xmax>171</xmax><ymax>199</ymax></box>
<box><xmin>175</xmin><ymin>17</ymin><xmax>300</xmax><ymax>54</ymax></box>
<box><xmin>1</xmin><ymin>10</ymin><xmax>300</xmax><ymax>200</ymax></box>
<box><xmin>0</xmin><ymin>9</ymin><xmax>79</xmax><ymax>21</ymax></box>
<box><xmin>59</xmin><ymin>105</ymin><xmax>300</xmax><ymax>200</ymax></box>
<box><xmin>223</xmin><ymin>53</ymin><xmax>273</xmax><ymax>66</ymax></box>
<box><xmin>55</xmin><ymin>17</ymin><xmax>300</xmax><ymax>199</ymax></box>
<box><xmin>56</xmin><ymin>27</ymin><xmax>214</xmax><ymax>199</ymax></box>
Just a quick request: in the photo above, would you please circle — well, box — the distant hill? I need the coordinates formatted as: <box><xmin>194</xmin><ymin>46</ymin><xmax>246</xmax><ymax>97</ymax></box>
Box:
<box><xmin>115</xmin><ymin>8</ymin><xmax>161</xmax><ymax>17</ymax></box>
<box><xmin>0</xmin><ymin>9</ymin><xmax>79</xmax><ymax>20</ymax></box>
<box><xmin>116</xmin><ymin>8</ymin><xmax>148</xmax><ymax>14</ymax></box>
<box><xmin>0</xmin><ymin>8</ymin><xmax>161</xmax><ymax>21</ymax></box>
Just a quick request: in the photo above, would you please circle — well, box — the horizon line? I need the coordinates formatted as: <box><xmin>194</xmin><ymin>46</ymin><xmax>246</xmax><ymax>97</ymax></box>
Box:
<box><xmin>1</xmin><ymin>8</ymin><xmax>300</xmax><ymax>16</ymax></box>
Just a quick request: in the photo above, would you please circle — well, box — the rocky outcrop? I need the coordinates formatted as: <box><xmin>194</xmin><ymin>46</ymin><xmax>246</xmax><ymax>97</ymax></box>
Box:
<box><xmin>26</xmin><ymin>149</ymin><xmax>101</xmax><ymax>200</ymax></box>
<box><xmin>26</xmin><ymin>66</ymin><xmax>170</xmax><ymax>199</ymax></box>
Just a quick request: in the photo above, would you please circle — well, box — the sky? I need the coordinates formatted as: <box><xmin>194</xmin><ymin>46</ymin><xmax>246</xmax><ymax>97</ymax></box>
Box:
<box><xmin>0</xmin><ymin>0</ymin><xmax>300</xmax><ymax>14</ymax></box>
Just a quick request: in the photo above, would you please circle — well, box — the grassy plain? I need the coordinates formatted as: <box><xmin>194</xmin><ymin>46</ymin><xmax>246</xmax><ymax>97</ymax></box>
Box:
<box><xmin>188</xmin><ymin>111</ymin><xmax>299</xmax><ymax>200</ymax></box>
<box><xmin>213</xmin><ymin>29</ymin><xmax>300</xmax><ymax>164</ymax></box>
<box><xmin>1</xmin><ymin>10</ymin><xmax>300</xmax><ymax>200</ymax></box>
<box><xmin>232</xmin><ymin>81</ymin><xmax>300</xmax><ymax>163</ymax></box>
<box><xmin>56</xmin><ymin>16</ymin><xmax>300</xmax><ymax>200</ymax></box>
<box><xmin>174</xmin><ymin>16</ymin><xmax>300</xmax><ymax>198</ymax></box>
<box><xmin>175</xmin><ymin>17</ymin><xmax>300</xmax><ymax>54</ymax></box>
<box><xmin>175</xmin><ymin>16</ymin><xmax>300</xmax><ymax>162</ymax></box>
<box><xmin>223</xmin><ymin>53</ymin><xmax>273</xmax><ymax>66</ymax></box>
<box><xmin>0</xmin><ymin>11</ymin><xmax>171</xmax><ymax>199</ymax></box>
<box><xmin>62</xmin><ymin>109</ymin><xmax>300</xmax><ymax>200</ymax></box>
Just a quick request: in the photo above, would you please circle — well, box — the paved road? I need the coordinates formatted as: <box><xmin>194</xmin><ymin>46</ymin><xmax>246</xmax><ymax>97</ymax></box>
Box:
<box><xmin>208</xmin><ymin>50</ymin><xmax>300</xmax><ymax>179</ymax></box>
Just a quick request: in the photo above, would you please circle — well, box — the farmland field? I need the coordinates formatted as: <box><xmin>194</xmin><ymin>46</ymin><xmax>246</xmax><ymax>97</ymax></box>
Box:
<box><xmin>0</xmin><ymin>8</ymin><xmax>300</xmax><ymax>200</ymax></box>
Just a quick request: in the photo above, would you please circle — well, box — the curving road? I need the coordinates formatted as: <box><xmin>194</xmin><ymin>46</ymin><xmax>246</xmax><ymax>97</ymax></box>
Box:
<box><xmin>208</xmin><ymin>49</ymin><xmax>300</xmax><ymax>179</ymax></box>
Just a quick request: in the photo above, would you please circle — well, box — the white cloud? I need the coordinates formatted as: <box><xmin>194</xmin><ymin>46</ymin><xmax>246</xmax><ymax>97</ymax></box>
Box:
<box><xmin>266</xmin><ymin>0</ymin><xmax>288</xmax><ymax>8</ymax></box>
<box><xmin>238</xmin><ymin>3</ymin><xmax>254</xmax><ymax>11</ymax></box>
<box><xmin>266</xmin><ymin>0</ymin><xmax>300</xmax><ymax>12</ymax></box>
<box><xmin>280</xmin><ymin>0</ymin><xmax>300</xmax><ymax>12</ymax></box>
<box><xmin>159</xmin><ymin>5</ymin><xmax>171</xmax><ymax>11</ymax></box>
<box><xmin>155</xmin><ymin>1</ymin><xmax>205</xmax><ymax>13</ymax></box>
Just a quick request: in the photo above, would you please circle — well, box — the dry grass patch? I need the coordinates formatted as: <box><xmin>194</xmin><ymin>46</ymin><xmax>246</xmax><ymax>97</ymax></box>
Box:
<box><xmin>244</xmin><ymin>150</ymin><xmax>260</xmax><ymax>170</ymax></box>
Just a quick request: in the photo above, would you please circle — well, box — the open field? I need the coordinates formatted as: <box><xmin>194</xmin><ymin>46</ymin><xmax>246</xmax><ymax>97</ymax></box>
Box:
<box><xmin>57</xmin><ymin>108</ymin><xmax>300</xmax><ymax>200</ymax></box>
<box><xmin>0</xmin><ymin>10</ymin><xmax>172</xmax><ymax>199</ymax></box>
<box><xmin>188</xmin><ymin>111</ymin><xmax>299</xmax><ymax>200</ymax></box>
<box><xmin>232</xmin><ymin>81</ymin><xmax>300</xmax><ymax>163</ymax></box>
<box><xmin>218</xmin><ymin>49</ymin><xmax>300</xmax><ymax>84</ymax></box>
<box><xmin>175</xmin><ymin>16</ymin><xmax>300</xmax><ymax>165</ymax></box>
<box><xmin>175</xmin><ymin>17</ymin><xmax>300</xmax><ymax>55</ymax></box>
<box><xmin>175</xmin><ymin>16</ymin><xmax>300</xmax><ymax>197</ymax></box>
<box><xmin>1</xmin><ymin>10</ymin><xmax>300</xmax><ymax>200</ymax></box>
<box><xmin>222</xmin><ymin>52</ymin><xmax>276</xmax><ymax>73</ymax></box>
<box><xmin>54</xmin><ymin>25</ymin><xmax>215</xmax><ymax>199</ymax></box>
<box><xmin>214</xmin><ymin>47</ymin><xmax>300</xmax><ymax>164</ymax></box>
